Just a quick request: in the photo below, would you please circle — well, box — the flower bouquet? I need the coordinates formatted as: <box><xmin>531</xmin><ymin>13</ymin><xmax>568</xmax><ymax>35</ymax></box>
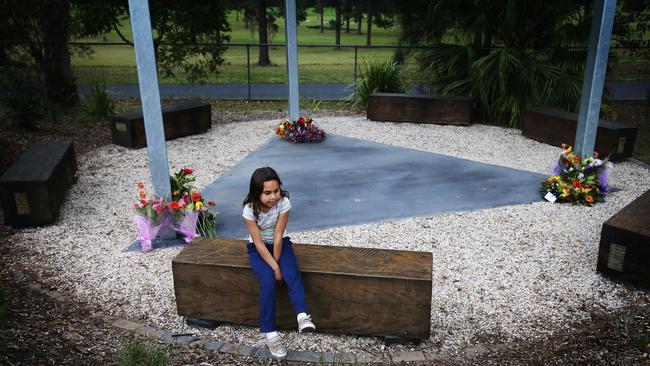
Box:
<box><xmin>276</xmin><ymin>117</ymin><xmax>326</xmax><ymax>143</ymax></box>
<box><xmin>134</xmin><ymin>182</ymin><xmax>169</xmax><ymax>252</ymax></box>
<box><xmin>540</xmin><ymin>144</ymin><xmax>613</xmax><ymax>205</ymax></box>
<box><xmin>169</xmin><ymin>168</ymin><xmax>218</xmax><ymax>238</ymax></box>
<box><xmin>133</xmin><ymin>168</ymin><xmax>218</xmax><ymax>252</ymax></box>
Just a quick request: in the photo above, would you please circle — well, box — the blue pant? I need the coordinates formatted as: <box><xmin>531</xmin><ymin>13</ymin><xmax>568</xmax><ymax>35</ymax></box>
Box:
<box><xmin>247</xmin><ymin>237</ymin><xmax>308</xmax><ymax>332</ymax></box>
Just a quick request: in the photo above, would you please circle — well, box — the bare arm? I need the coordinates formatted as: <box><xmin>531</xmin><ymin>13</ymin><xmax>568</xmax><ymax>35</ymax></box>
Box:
<box><xmin>246</xmin><ymin>220</ymin><xmax>279</xmax><ymax>272</ymax></box>
<box><xmin>272</xmin><ymin>211</ymin><xmax>290</xmax><ymax>262</ymax></box>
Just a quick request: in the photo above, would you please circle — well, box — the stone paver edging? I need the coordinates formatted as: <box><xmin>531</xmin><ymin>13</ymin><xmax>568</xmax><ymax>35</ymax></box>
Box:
<box><xmin>27</xmin><ymin>276</ymin><xmax>507</xmax><ymax>364</ymax></box>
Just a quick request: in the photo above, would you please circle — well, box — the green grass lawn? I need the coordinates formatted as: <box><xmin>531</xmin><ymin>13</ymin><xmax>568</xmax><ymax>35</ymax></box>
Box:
<box><xmin>72</xmin><ymin>43</ymin><xmax>422</xmax><ymax>84</ymax></box>
<box><xmin>71</xmin><ymin>8</ymin><xmax>417</xmax><ymax>84</ymax></box>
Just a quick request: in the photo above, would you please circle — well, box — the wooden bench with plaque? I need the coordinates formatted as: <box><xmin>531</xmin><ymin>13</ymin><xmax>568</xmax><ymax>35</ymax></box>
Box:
<box><xmin>0</xmin><ymin>141</ymin><xmax>77</xmax><ymax>227</ymax></box>
<box><xmin>111</xmin><ymin>101</ymin><xmax>211</xmax><ymax>148</ymax></box>
<box><xmin>522</xmin><ymin>107</ymin><xmax>637</xmax><ymax>161</ymax></box>
<box><xmin>172</xmin><ymin>237</ymin><xmax>433</xmax><ymax>340</ymax></box>
<box><xmin>367</xmin><ymin>93</ymin><xmax>473</xmax><ymax>125</ymax></box>
<box><xmin>597</xmin><ymin>190</ymin><xmax>650</xmax><ymax>288</ymax></box>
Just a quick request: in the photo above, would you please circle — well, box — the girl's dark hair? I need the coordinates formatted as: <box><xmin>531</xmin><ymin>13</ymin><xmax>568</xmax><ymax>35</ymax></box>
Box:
<box><xmin>243</xmin><ymin>167</ymin><xmax>289</xmax><ymax>219</ymax></box>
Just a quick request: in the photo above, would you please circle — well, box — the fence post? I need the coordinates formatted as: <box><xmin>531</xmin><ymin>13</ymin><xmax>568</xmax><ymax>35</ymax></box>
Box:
<box><xmin>246</xmin><ymin>44</ymin><xmax>251</xmax><ymax>101</ymax></box>
<box><xmin>353</xmin><ymin>45</ymin><xmax>358</xmax><ymax>87</ymax></box>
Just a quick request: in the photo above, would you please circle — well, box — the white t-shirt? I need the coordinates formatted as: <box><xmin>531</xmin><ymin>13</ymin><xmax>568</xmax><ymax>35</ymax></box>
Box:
<box><xmin>242</xmin><ymin>196</ymin><xmax>291</xmax><ymax>244</ymax></box>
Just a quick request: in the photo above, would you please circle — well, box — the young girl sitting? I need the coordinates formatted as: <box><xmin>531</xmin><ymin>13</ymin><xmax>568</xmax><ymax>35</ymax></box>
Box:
<box><xmin>242</xmin><ymin>166</ymin><xmax>316</xmax><ymax>358</ymax></box>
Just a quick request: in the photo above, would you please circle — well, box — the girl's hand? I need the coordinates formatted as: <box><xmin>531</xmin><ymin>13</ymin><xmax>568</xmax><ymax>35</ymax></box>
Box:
<box><xmin>273</xmin><ymin>267</ymin><xmax>283</xmax><ymax>284</ymax></box>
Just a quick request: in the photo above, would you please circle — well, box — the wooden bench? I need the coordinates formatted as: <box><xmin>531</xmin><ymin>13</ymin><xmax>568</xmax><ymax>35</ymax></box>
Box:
<box><xmin>0</xmin><ymin>141</ymin><xmax>77</xmax><ymax>226</ymax></box>
<box><xmin>597</xmin><ymin>190</ymin><xmax>650</xmax><ymax>288</ymax></box>
<box><xmin>367</xmin><ymin>93</ymin><xmax>474</xmax><ymax>125</ymax></box>
<box><xmin>522</xmin><ymin>107</ymin><xmax>637</xmax><ymax>161</ymax></box>
<box><xmin>172</xmin><ymin>238</ymin><xmax>433</xmax><ymax>340</ymax></box>
<box><xmin>111</xmin><ymin>101</ymin><xmax>211</xmax><ymax>148</ymax></box>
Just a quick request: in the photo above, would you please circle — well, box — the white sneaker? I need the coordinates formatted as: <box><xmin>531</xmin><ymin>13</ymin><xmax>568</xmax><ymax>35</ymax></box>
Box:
<box><xmin>266</xmin><ymin>334</ymin><xmax>287</xmax><ymax>358</ymax></box>
<box><xmin>298</xmin><ymin>314</ymin><xmax>316</xmax><ymax>333</ymax></box>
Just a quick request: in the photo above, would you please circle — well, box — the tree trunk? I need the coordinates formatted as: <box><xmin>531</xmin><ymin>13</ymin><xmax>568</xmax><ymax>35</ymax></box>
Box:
<box><xmin>356</xmin><ymin>1</ymin><xmax>362</xmax><ymax>34</ymax></box>
<box><xmin>258</xmin><ymin>0</ymin><xmax>271</xmax><ymax>66</ymax></box>
<box><xmin>335</xmin><ymin>1</ymin><xmax>341</xmax><ymax>49</ymax></box>
<box><xmin>345</xmin><ymin>16</ymin><xmax>350</xmax><ymax>33</ymax></box>
<box><xmin>41</xmin><ymin>0</ymin><xmax>77</xmax><ymax>106</ymax></box>
<box><xmin>366</xmin><ymin>2</ymin><xmax>373</xmax><ymax>46</ymax></box>
<box><xmin>319</xmin><ymin>2</ymin><xmax>324</xmax><ymax>33</ymax></box>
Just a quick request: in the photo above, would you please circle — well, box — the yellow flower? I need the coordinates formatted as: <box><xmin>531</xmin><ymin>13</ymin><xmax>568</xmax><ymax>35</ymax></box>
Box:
<box><xmin>195</xmin><ymin>201</ymin><xmax>203</xmax><ymax>210</ymax></box>
<box><xmin>560</xmin><ymin>188</ymin><xmax>570</xmax><ymax>198</ymax></box>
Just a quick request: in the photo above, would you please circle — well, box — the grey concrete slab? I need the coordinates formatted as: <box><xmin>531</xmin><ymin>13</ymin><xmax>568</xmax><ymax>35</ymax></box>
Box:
<box><xmin>124</xmin><ymin>237</ymin><xmax>186</xmax><ymax>252</ymax></box>
<box><xmin>202</xmin><ymin>134</ymin><xmax>547</xmax><ymax>240</ymax></box>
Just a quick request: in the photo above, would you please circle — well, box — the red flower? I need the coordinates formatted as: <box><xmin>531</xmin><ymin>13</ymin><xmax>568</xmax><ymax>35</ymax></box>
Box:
<box><xmin>192</xmin><ymin>193</ymin><xmax>202</xmax><ymax>202</ymax></box>
<box><xmin>136</xmin><ymin>182</ymin><xmax>145</xmax><ymax>190</ymax></box>
<box><xmin>297</xmin><ymin>117</ymin><xmax>305</xmax><ymax>124</ymax></box>
<box><xmin>561</xmin><ymin>143</ymin><xmax>567</xmax><ymax>149</ymax></box>
<box><xmin>139</xmin><ymin>191</ymin><xmax>147</xmax><ymax>200</ymax></box>
<box><xmin>207</xmin><ymin>201</ymin><xmax>216</xmax><ymax>206</ymax></box>
<box><xmin>182</xmin><ymin>168</ymin><xmax>193</xmax><ymax>175</ymax></box>
<box><xmin>169</xmin><ymin>201</ymin><xmax>180</xmax><ymax>210</ymax></box>
<box><xmin>573</xmin><ymin>180</ymin><xmax>582</xmax><ymax>188</ymax></box>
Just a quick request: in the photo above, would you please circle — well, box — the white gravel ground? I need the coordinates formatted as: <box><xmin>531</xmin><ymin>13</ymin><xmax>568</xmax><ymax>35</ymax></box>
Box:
<box><xmin>9</xmin><ymin>116</ymin><xmax>650</xmax><ymax>355</ymax></box>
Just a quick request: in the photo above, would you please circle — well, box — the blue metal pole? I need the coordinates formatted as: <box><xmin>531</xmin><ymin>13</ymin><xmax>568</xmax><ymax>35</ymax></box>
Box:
<box><xmin>128</xmin><ymin>0</ymin><xmax>174</xmax><ymax>239</ymax></box>
<box><xmin>575</xmin><ymin>0</ymin><xmax>617</xmax><ymax>158</ymax></box>
<box><xmin>285</xmin><ymin>0</ymin><xmax>300</xmax><ymax>120</ymax></box>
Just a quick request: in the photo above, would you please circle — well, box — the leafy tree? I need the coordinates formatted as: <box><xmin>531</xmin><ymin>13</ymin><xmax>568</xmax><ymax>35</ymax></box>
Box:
<box><xmin>360</xmin><ymin>0</ymin><xmax>394</xmax><ymax>45</ymax></box>
<box><xmin>1</xmin><ymin>0</ymin><xmax>77</xmax><ymax>121</ymax></box>
<box><xmin>73</xmin><ymin>0</ymin><xmax>231</xmax><ymax>83</ymax></box>
<box><xmin>233</xmin><ymin>0</ymin><xmax>308</xmax><ymax>66</ymax></box>
<box><xmin>398</xmin><ymin>0</ymin><xmax>596</xmax><ymax>127</ymax></box>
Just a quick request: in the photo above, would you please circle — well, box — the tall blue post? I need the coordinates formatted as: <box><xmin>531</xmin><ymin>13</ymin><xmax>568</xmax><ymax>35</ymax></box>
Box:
<box><xmin>285</xmin><ymin>0</ymin><xmax>300</xmax><ymax>120</ymax></box>
<box><xmin>575</xmin><ymin>0</ymin><xmax>617</xmax><ymax>158</ymax></box>
<box><xmin>128</xmin><ymin>0</ymin><xmax>174</xmax><ymax>239</ymax></box>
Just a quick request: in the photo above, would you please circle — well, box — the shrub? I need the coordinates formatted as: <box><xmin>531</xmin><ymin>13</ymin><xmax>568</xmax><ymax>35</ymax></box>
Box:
<box><xmin>0</xmin><ymin>72</ymin><xmax>46</xmax><ymax>129</ymax></box>
<box><xmin>348</xmin><ymin>59</ymin><xmax>407</xmax><ymax>108</ymax></box>
<box><xmin>116</xmin><ymin>337</ymin><xmax>170</xmax><ymax>366</ymax></box>
<box><xmin>84</xmin><ymin>79</ymin><xmax>115</xmax><ymax>119</ymax></box>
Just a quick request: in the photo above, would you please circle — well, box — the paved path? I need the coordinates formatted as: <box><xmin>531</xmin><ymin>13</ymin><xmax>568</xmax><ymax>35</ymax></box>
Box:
<box><xmin>78</xmin><ymin>81</ymin><xmax>649</xmax><ymax>101</ymax></box>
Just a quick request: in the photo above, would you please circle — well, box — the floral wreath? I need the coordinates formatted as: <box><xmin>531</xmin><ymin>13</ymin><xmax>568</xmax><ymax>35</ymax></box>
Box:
<box><xmin>276</xmin><ymin>117</ymin><xmax>326</xmax><ymax>143</ymax></box>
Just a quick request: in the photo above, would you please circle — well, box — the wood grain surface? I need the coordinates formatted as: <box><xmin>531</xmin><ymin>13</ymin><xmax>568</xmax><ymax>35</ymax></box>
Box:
<box><xmin>173</xmin><ymin>238</ymin><xmax>433</xmax><ymax>338</ymax></box>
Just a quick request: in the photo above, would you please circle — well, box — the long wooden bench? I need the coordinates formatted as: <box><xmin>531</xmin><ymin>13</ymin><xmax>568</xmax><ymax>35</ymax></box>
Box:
<box><xmin>0</xmin><ymin>141</ymin><xmax>77</xmax><ymax>226</ymax></box>
<box><xmin>367</xmin><ymin>93</ymin><xmax>474</xmax><ymax>125</ymax></box>
<box><xmin>111</xmin><ymin>101</ymin><xmax>211</xmax><ymax>148</ymax></box>
<box><xmin>597</xmin><ymin>190</ymin><xmax>650</xmax><ymax>288</ymax></box>
<box><xmin>522</xmin><ymin>107</ymin><xmax>637</xmax><ymax>161</ymax></box>
<box><xmin>172</xmin><ymin>238</ymin><xmax>433</xmax><ymax>340</ymax></box>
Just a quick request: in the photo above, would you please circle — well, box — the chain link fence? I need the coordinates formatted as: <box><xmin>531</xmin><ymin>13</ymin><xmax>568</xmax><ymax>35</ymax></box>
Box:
<box><xmin>70</xmin><ymin>42</ymin><xmax>423</xmax><ymax>97</ymax></box>
<box><xmin>70</xmin><ymin>42</ymin><xmax>649</xmax><ymax>100</ymax></box>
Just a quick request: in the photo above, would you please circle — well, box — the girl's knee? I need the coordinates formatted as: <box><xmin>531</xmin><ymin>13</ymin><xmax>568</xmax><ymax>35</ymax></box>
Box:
<box><xmin>259</xmin><ymin>275</ymin><xmax>276</xmax><ymax>291</ymax></box>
